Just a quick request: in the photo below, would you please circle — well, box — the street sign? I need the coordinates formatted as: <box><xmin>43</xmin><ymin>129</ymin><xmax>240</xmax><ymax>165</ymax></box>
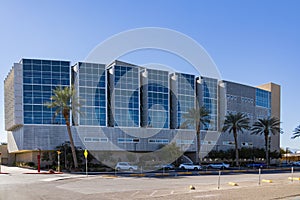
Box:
<box><xmin>84</xmin><ymin>149</ymin><xmax>88</xmax><ymax>158</ymax></box>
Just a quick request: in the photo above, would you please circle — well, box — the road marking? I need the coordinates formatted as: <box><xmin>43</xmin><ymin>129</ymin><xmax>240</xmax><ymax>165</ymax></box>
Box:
<box><xmin>170</xmin><ymin>190</ymin><xmax>174</xmax><ymax>194</ymax></box>
<box><xmin>194</xmin><ymin>194</ymin><xmax>219</xmax><ymax>198</ymax></box>
<box><xmin>130</xmin><ymin>191</ymin><xmax>140</xmax><ymax>197</ymax></box>
<box><xmin>150</xmin><ymin>190</ymin><xmax>157</xmax><ymax>196</ymax></box>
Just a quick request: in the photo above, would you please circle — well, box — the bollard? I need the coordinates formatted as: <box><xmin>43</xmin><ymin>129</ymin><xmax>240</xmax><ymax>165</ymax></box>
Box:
<box><xmin>291</xmin><ymin>167</ymin><xmax>294</xmax><ymax>182</ymax></box>
<box><xmin>218</xmin><ymin>170</ymin><xmax>221</xmax><ymax>189</ymax></box>
<box><xmin>258</xmin><ymin>168</ymin><xmax>261</xmax><ymax>186</ymax></box>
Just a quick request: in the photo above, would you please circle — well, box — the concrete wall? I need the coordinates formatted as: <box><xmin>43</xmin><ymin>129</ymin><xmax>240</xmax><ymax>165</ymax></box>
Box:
<box><xmin>257</xmin><ymin>82</ymin><xmax>281</xmax><ymax>151</ymax></box>
<box><xmin>7</xmin><ymin>125</ymin><xmax>83</xmax><ymax>153</ymax></box>
<box><xmin>4</xmin><ymin>63</ymin><xmax>23</xmax><ymax>131</ymax></box>
<box><xmin>219</xmin><ymin>81</ymin><xmax>271</xmax><ymax>150</ymax></box>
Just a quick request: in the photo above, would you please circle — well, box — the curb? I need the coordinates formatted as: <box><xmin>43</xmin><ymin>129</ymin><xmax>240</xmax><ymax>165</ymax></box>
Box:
<box><xmin>262</xmin><ymin>179</ymin><xmax>273</xmax><ymax>183</ymax></box>
<box><xmin>288</xmin><ymin>177</ymin><xmax>300</xmax><ymax>181</ymax></box>
<box><xmin>24</xmin><ymin>172</ymin><xmax>64</xmax><ymax>174</ymax></box>
<box><xmin>228</xmin><ymin>182</ymin><xmax>238</xmax><ymax>186</ymax></box>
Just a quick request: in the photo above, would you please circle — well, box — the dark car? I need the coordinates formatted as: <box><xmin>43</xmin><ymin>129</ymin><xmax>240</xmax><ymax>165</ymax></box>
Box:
<box><xmin>155</xmin><ymin>164</ymin><xmax>175</xmax><ymax>170</ymax></box>
<box><xmin>246</xmin><ymin>163</ymin><xmax>267</xmax><ymax>168</ymax></box>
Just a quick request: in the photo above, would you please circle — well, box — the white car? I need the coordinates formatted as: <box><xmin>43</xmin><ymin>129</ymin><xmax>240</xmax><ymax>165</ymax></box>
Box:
<box><xmin>207</xmin><ymin>163</ymin><xmax>230</xmax><ymax>169</ymax></box>
<box><xmin>115</xmin><ymin>162</ymin><xmax>138</xmax><ymax>171</ymax></box>
<box><xmin>179</xmin><ymin>163</ymin><xmax>202</xmax><ymax>170</ymax></box>
<box><xmin>292</xmin><ymin>161</ymin><xmax>300</xmax><ymax>166</ymax></box>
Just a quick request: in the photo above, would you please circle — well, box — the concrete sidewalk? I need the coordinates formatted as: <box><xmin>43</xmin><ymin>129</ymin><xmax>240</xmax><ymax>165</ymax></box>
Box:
<box><xmin>0</xmin><ymin>165</ymin><xmax>63</xmax><ymax>174</ymax></box>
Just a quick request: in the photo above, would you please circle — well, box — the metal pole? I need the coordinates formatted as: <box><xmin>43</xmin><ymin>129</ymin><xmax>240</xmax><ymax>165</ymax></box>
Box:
<box><xmin>58</xmin><ymin>154</ymin><xmax>60</xmax><ymax>172</ymax></box>
<box><xmin>286</xmin><ymin>147</ymin><xmax>288</xmax><ymax>164</ymax></box>
<box><xmin>218</xmin><ymin>170</ymin><xmax>221</xmax><ymax>189</ymax></box>
<box><xmin>85</xmin><ymin>157</ymin><xmax>88</xmax><ymax>177</ymax></box>
<box><xmin>37</xmin><ymin>150</ymin><xmax>41</xmax><ymax>173</ymax></box>
<box><xmin>258</xmin><ymin>168</ymin><xmax>261</xmax><ymax>185</ymax></box>
<box><xmin>0</xmin><ymin>152</ymin><xmax>2</xmax><ymax>173</ymax></box>
<box><xmin>291</xmin><ymin>167</ymin><xmax>294</xmax><ymax>182</ymax></box>
<box><xmin>64</xmin><ymin>145</ymin><xmax>67</xmax><ymax>169</ymax></box>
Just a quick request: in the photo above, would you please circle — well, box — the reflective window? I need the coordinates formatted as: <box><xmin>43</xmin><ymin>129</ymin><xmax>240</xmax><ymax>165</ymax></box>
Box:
<box><xmin>113</xmin><ymin>65</ymin><xmax>139</xmax><ymax>127</ymax></box>
<box><xmin>77</xmin><ymin>62</ymin><xmax>106</xmax><ymax>126</ymax></box>
<box><xmin>147</xmin><ymin>69</ymin><xmax>169</xmax><ymax>128</ymax></box>
<box><xmin>148</xmin><ymin>138</ymin><xmax>169</xmax><ymax>144</ymax></box>
<box><xmin>175</xmin><ymin>73</ymin><xmax>195</xmax><ymax>129</ymax></box>
<box><xmin>256</xmin><ymin>88</ymin><xmax>271</xmax><ymax>108</ymax></box>
<box><xmin>201</xmin><ymin>77</ymin><xmax>218</xmax><ymax>131</ymax></box>
<box><xmin>22</xmin><ymin>59</ymin><xmax>70</xmax><ymax>125</ymax></box>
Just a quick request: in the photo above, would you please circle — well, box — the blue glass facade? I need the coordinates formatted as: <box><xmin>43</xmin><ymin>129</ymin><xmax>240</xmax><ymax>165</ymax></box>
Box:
<box><xmin>5</xmin><ymin>58</ymin><xmax>282</xmax><ymax>156</ymax></box>
<box><xmin>78</xmin><ymin>62</ymin><xmax>106</xmax><ymax>126</ymax></box>
<box><xmin>256</xmin><ymin>88</ymin><xmax>271</xmax><ymax>108</ymax></box>
<box><xmin>201</xmin><ymin>77</ymin><xmax>218</xmax><ymax>131</ymax></box>
<box><xmin>113</xmin><ymin>65</ymin><xmax>140</xmax><ymax>127</ymax></box>
<box><xmin>147</xmin><ymin>69</ymin><xmax>169</xmax><ymax>128</ymax></box>
<box><xmin>22</xmin><ymin>59</ymin><xmax>70</xmax><ymax>124</ymax></box>
<box><xmin>176</xmin><ymin>73</ymin><xmax>195</xmax><ymax>128</ymax></box>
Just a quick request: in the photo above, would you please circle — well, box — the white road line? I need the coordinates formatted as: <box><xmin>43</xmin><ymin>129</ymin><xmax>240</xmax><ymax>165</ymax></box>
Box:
<box><xmin>194</xmin><ymin>194</ymin><xmax>219</xmax><ymax>198</ymax></box>
<box><xmin>130</xmin><ymin>191</ymin><xmax>140</xmax><ymax>197</ymax></box>
<box><xmin>150</xmin><ymin>190</ymin><xmax>157</xmax><ymax>196</ymax></box>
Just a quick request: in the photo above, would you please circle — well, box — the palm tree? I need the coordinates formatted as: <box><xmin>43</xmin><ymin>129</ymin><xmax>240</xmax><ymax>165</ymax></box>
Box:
<box><xmin>45</xmin><ymin>86</ymin><xmax>81</xmax><ymax>169</ymax></box>
<box><xmin>291</xmin><ymin>125</ymin><xmax>300</xmax><ymax>139</ymax></box>
<box><xmin>222</xmin><ymin>112</ymin><xmax>250</xmax><ymax>166</ymax></box>
<box><xmin>251</xmin><ymin>117</ymin><xmax>281</xmax><ymax>166</ymax></box>
<box><xmin>182</xmin><ymin>106</ymin><xmax>210</xmax><ymax>164</ymax></box>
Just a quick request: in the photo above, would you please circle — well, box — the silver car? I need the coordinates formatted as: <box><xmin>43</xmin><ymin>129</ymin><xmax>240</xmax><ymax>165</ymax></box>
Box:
<box><xmin>115</xmin><ymin>162</ymin><xmax>138</xmax><ymax>171</ymax></box>
<box><xmin>179</xmin><ymin>163</ymin><xmax>202</xmax><ymax>170</ymax></box>
<box><xmin>207</xmin><ymin>163</ymin><xmax>230</xmax><ymax>169</ymax></box>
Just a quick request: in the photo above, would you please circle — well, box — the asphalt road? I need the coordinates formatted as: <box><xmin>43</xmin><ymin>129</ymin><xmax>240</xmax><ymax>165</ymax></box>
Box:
<box><xmin>1</xmin><ymin>165</ymin><xmax>300</xmax><ymax>200</ymax></box>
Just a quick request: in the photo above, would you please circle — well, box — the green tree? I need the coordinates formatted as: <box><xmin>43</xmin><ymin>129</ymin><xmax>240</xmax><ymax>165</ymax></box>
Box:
<box><xmin>157</xmin><ymin>143</ymin><xmax>182</xmax><ymax>164</ymax></box>
<box><xmin>291</xmin><ymin>125</ymin><xmax>300</xmax><ymax>139</ymax></box>
<box><xmin>45</xmin><ymin>86</ymin><xmax>81</xmax><ymax>169</ymax></box>
<box><xmin>182</xmin><ymin>106</ymin><xmax>210</xmax><ymax>163</ymax></box>
<box><xmin>222</xmin><ymin>112</ymin><xmax>250</xmax><ymax>166</ymax></box>
<box><xmin>251</xmin><ymin>117</ymin><xmax>281</xmax><ymax>166</ymax></box>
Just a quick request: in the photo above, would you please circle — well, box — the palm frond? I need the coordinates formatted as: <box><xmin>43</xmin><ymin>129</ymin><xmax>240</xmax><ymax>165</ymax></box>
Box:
<box><xmin>291</xmin><ymin>125</ymin><xmax>300</xmax><ymax>139</ymax></box>
<box><xmin>250</xmin><ymin>117</ymin><xmax>282</xmax><ymax>136</ymax></box>
<box><xmin>182</xmin><ymin>106</ymin><xmax>210</xmax><ymax>129</ymax></box>
<box><xmin>43</xmin><ymin>85</ymin><xmax>82</xmax><ymax>123</ymax></box>
<box><xmin>222</xmin><ymin>112</ymin><xmax>250</xmax><ymax>134</ymax></box>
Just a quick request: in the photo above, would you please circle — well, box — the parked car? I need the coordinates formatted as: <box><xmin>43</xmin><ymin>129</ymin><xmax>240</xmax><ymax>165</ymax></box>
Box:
<box><xmin>179</xmin><ymin>163</ymin><xmax>202</xmax><ymax>170</ymax></box>
<box><xmin>155</xmin><ymin>163</ymin><xmax>175</xmax><ymax>170</ymax></box>
<box><xmin>207</xmin><ymin>163</ymin><xmax>230</xmax><ymax>169</ymax></box>
<box><xmin>280</xmin><ymin>161</ymin><xmax>292</xmax><ymax>167</ymax></box>
<box><xmin>246</xmin><ymin>163</ymin><xmax>267</xmax><ymax>168</ymax></box>
<box><xmin>292</xmin><ymin>161</ymin><xmax>300</xmax><ymax>166</ymax></box>
<box><xmin>115</xmin><ymin>162</ymin><xmax>138</xmax><ymax>171</ymax></box>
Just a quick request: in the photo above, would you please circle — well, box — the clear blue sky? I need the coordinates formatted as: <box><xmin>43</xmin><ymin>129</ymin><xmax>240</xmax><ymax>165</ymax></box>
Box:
<box><xmin>1</xmin><ymin>0</ymin><xmax>300</xmax><ymax>150</ymax></box>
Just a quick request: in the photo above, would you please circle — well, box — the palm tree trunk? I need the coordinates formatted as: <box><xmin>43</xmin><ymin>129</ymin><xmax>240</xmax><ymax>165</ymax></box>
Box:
<box><xmin>196</xmin><ymin>128</ymin><xmax>201</xmax><ymax>164</ymax></box>
<box><xmin>196</xmin><ymin>122</ymin><xmax>201</xmax><ymax>164</ymax></box>
<box><xmin>264</xmin><ymin>133</ymin><xmax>269</xmax><ymax>166</ymax></box>
<box><xmin>233</xmin><ymin>130</ymin><xmax>239</xmax><ymax>167</ymax></box>
<box><xmin>66</xmin><ymin>123</ymin><xmax>78</xmax><ymax>168</ymax></box>
<box><xmin>64</xmin><ymin>111</ymin><xmax>78</xmax><ymax>169</ymax></box>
